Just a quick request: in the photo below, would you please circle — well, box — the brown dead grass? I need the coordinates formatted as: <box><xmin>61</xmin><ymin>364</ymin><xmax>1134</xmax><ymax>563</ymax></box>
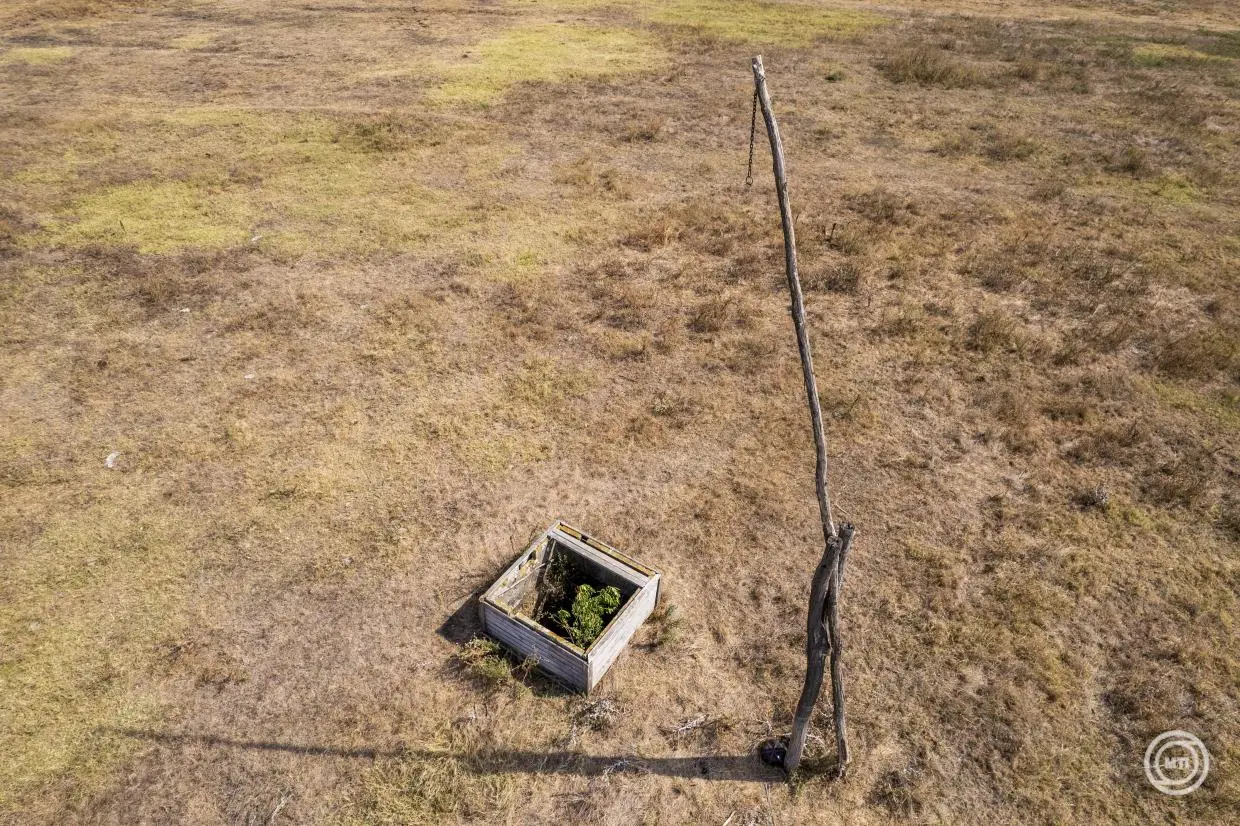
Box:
<box><xmin>1</xmin><ymin>1</ymin><xmax>1238</xmax><ymax>825</ymax></box>
<box><xmin>877</xmin><ymin>45</ymin><xmax>984</xmax><ymax>87</ymax></box>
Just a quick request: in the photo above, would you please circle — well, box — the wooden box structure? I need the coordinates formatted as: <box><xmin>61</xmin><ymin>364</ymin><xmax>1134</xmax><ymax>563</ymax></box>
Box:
<box><xmin>479</xmin><ymin>520</ymin><xmax>661</xmax><ymax>692</ymax></box>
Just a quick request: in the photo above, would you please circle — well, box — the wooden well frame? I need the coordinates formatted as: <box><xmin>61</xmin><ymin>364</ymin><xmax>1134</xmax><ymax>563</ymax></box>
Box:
<box><xmin>478</xmin><ymin>520</ymin><xmax>661</xmax><ymax>693</ymax></box>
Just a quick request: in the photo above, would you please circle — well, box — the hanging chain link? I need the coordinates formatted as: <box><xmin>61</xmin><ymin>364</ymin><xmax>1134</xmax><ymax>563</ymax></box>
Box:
<box><xmin>745</xmin><ymin>86</ymin><xmax>758</xmax><ymax>187</ymax></box>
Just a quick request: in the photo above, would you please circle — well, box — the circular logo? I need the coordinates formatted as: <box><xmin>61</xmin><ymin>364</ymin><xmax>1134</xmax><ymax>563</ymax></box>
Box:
<box><xmin>1144</xmin><ymin>730</ymin><xmax>1210</xmax><ymax>796</ymax></box>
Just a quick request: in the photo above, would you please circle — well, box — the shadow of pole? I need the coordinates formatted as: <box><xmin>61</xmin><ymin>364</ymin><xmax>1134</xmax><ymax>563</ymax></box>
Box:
<box><xmin>104</xmin><ymin>727</ymin><xmax>785</xmax><ymax>782</ymax></box>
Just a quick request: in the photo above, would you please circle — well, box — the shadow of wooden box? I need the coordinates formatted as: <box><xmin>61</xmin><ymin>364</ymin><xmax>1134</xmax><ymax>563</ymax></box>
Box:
<box><xmin>479</xmin><ymin>520</ymin><xmax>662</xmax><ymax>693</ymax></box>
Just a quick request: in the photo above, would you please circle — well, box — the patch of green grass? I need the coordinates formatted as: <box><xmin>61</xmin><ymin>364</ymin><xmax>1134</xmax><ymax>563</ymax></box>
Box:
<box><xmin>27</xmin><ymin>109</ymin><xmax>492</xmax><ymax>255</ymax></box>
<box><xmin>0</xmin><ymin>494</ymin><xmax>191</xmax><ymax>812</ymax></box>
<box><xmin>646</xmin><ymin>0</ymin><xmax>883</xmax><ymax>44</ymax></box>
<box><xmin>1150</xmin><ymin>381</ymin><xmax>1240</xmax><ymax>431</ymax></box>
<box><xmin>434</xmin><ymin>23</ymin><xmax>664</xmax><ymax>104</ymax></box>
<box><xmin>456</xmin><ymin>638</ymin><xmax>513</xmax><ymax>688</ymax></box>
<box><xmin>1143</xmin><ymin>174</ymin><xmax>1201</xmax><ymax>204</ymax></box>
<box><xmin>0</xmin><ymin>46</ymin><xmax>73</xmax><ymax>65</ymax></box>
<box><xmin>51</xmin><ymin>179</ymin><xmax>258</xmax><ymax>252</ymax></box>
<box><xmin>1132</xmin><ymin>43</ymin><xmax>1228</xmax><ymax>67</ymax></box>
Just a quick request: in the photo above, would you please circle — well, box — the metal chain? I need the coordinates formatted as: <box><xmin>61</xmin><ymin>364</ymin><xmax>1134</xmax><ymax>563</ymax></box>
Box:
<box><xmin>745</xmin><ymin>86</ymin><xmax>758</xmax><ymax>187</ymax></box>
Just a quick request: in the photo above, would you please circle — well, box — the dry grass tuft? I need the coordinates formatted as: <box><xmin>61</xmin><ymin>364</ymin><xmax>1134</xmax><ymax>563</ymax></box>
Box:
<box><xmin>868</xmin><ymin>764</ymin><xmax>924</xmax><ymax>819</ymax></box>
<box><xmin>877</xmin><ymin>45</ymin><xmax>982</xmax><ymax>87</ymax></box>
<box><xmin>348</xmin><ymin>731</ymin><xmax>519</xmax><ymax>825</ymax></box>
<box><xmin>1155</xmin><ymin>326</ymin><xmax>1239</xmax><ymax>379</ymax></box>
<box><xmin>807</xmin><ymin>260</ymin><xmax>864</xmax><ymax>294</ymax></box>
<box><xmin>846</xmin><ymin>187</ymin><xmax>912</xmax><ymax>224</ymax></box>
<box><xmin>1107</xmin><ymin>145</ymin><xmax>1153</xmax><ymax>177</ymax></box>
<box><xmin>0</xmin><ymin>0</ymin><xmax>147</xmax><ymax>27</ymax></box>
<box><xmin>967</xmin><ymin>310</ymin><xmax>1021</xmax><ymax>354</ymax></box>
<box><xmin>823</xmin><ymin>221</ymin><xmax>866</xmax><ymax>256</ymax></box>
<box><xmin>643</xmin><ymin>602</ymin><xmax>684</xmax><ymax>648</ymax></box>
<box><xmin>983</xmin><ymin>130</ymin><xmax>1039</xmax><ymax>161</ymax></box>
<box><xmin>1217</xmin><ymin>499</ymin><xmax>1240</xmax><ymax>541</ymax></box>
<box><xmin>1142</xmin><ymin>447</ymin><xmax>1218</xmax><ymax>510</ymax></box>
<box><xmin>622</xmin><ymin>200</ymin><xmax>756</xmax><ymax>256</ymax></box>
<box><xmin>689</xmin><ymin>296</ymin><xmax>736</xmax><ymax>333</ymax></box>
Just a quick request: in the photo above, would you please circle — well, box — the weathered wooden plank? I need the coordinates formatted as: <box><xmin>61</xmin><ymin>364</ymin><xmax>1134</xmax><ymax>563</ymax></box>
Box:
<box><xmin>587</xmin><ymin>572</ymin><xmax>659</xmax><ymax>689</ymax></box>
<box><xmin>480</xmin><ymin>601</ymin><xmax>588</xmax><ymax>689</ymax></box>
<box><xmin>554</xmin><ymin>521</ymin><xmax>657</xmax><ymax>577</ymax></box>
<box><xmin>550</xmin><ymin>530</ymin><xmax>649</xmax><ymax>591</ymax></box>
<box><xmin>481</xmin><ymin>531</ymin><xmax>549</xmax><ymax>607</ymax></box>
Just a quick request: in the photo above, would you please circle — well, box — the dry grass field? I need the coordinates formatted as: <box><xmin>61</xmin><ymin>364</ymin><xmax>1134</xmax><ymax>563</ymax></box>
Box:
<box><xmin>2</xmin><ymin>0</ymin><xmax>1238</xmax><ymax>823</ymax></box>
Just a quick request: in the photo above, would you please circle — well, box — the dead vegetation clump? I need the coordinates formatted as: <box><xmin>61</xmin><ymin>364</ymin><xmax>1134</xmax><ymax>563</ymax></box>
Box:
<box><xmin>621</xmin><ymin>201</ymin><xmax>758</xmax><ymax>256</ymax></box>
<box><xmin>581</xmin><ymin>257</ymin><xmax>658</xmax><ymax>331</ymax></box>
<box><xmin>615</xmin><ymin>115</ymin><xmax>666</xmax><ymax>143</ymax></box>
<box><xmin>1</xmin><ymin>0</ymin><xmax>149</xmax><ymax>27</ymax></box>
<box><xmin>1073</xmin><ymin>484</ymin><xmax>1111</xmax><ymax>512</ymax></box>
<box><xmin>660</xmin><ymin>713</ymin><xmax>732</xmax><ymax>747</ymax></box>
<box><xmin>982</xmin><ymin>129</ymin><xmax>1039</xmax><ymax>162</ymax></box>
<box><xmin>1067</xmin><ymin>420</ymin><xmax>1147</xmax><ymax>465</ymax></box>
<box><xmin>643</xmin><ymin>602</ymin><xmax>684</xmax><ymax>649</ymax></box>
<box><xmin>806</xmin><ymin>260</ymin><xmax>864</xmax><ymax>294</ymax></box>
<box><xmin>1155</xmin><ymin>325</ymin><xmax>1239</xmax><ymax>379</ymax></box>
<box><xmin>77</xmin><ymin>243</ymin><xmax>259</xmax><ymax>312</ymax></box>
<box><xmin>876</xmin><ymin>45</ymin><xmax>982</xmax><ymax>88</ymax></box>
<box><xmin>351</xmin><ymin>729</ymin><xmax>518</xmax><ymax>826</ymax></box>
<box><xmin>0</xmin><ymin>204</ymin><xmax>36</xmax><ymax>256</ymax></box>
<box><xmin>1106</xmin><ymin>145</ymin><xmax>1153</xmax><ymax>177</ymax></box>
<box><xmin>846</xmin><ymin>186</ymin><xmax>913</xmax><ymax>225</ymax></box>
<box><xmin>1128</xmin><ymin>81</ymin><xmax>1212</xmax><ymax>129</ymax></box>
<box><xmin>333</xmin><ymin>113</ymin><xmax>453</xmax><ymax>154</ymax></box>
<box><xmin>688</xmin><ymin>295</ymin><xmax>736</xmax><ymax>333</ymax></box>
<box><xmin>867</xmin><ymin>763</ymin><xmax>924</xmax><ymax>819</ymax></box>
<box><xmin>1216</xmin><ymin>498</ymin><xmax>1240</xmax><ymax>540</ymax></box>
<box><xmin>823</xmin><ymin>221</ymin><xmax>866</xmax><ymax>256</ymax></box>
<box><xmin>1141</xmin><ymin>446</ymin><xmax>1219</xmax><ymax>510</ymax></box>
<box><xmin>820</xmin><ymin>388</ymin><xmax>876</xmax><ymax>431</ymax></box>
<box><xmin>871</xmin><ymin>302</ymin><xmax>924</xmax><ymax>339</ymax></box>
<box><xmin>555</xmin><ymin>157</ymin><xmax>631</xmax><ymax>198</ymax></box>
<box><xmin>961</xmin><ymin>246</ymin><xmax>1028</xmax><ymax>292</ymax></box>
<box><xmin>966</xmin><ymin>310</ymin><xmax>1022</xmax><ymax>354</ymax></box>
<box><xmin>571</xmin><ymin>697</ymin><xmax>622</xmax><ymax>734</ymax></box>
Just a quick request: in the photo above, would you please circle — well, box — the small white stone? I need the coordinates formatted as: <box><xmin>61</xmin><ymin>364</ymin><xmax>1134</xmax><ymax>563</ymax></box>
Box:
<box><xmin>244</xmin><ymin>373</ymin><xmax>255</xmax><ymax>381</ymax></box>
<box><xmin>104</xmin><ymin>451</ymin><xmax>120</xmax><ymax>469</ymax></box>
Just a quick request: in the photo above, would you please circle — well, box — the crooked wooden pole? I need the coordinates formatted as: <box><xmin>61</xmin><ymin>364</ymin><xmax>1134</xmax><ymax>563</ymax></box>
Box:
<box><xmin>751</xmin><ymin>55</ymin><xmax>835</xmax><ymax>548</ymax></box>
<box><xmin>750</xmin><ymin>54</ymin><xmax>852</xmax><ymax>778</ymax></box>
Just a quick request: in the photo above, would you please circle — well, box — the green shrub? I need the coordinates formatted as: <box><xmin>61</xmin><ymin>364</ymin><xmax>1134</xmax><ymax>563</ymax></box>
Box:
<box><xmin>553</xmin><ymin>584</ymin><xmax>622</xmax><ymax>648</ymax></box>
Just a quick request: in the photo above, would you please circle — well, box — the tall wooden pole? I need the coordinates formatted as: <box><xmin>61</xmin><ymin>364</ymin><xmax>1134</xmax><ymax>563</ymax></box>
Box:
<box><xmin>750</xmin><ymin>54</ymin><xmax>852</xmax><ymax>778</ymax></box>
<box><xmin>750</xmin><ymin>55</ymin><xmax>835</xmax><ymax>547</ymax></box>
